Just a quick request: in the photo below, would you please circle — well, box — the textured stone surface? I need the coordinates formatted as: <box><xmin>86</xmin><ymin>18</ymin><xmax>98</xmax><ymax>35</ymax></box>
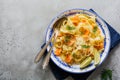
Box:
<box><xmin>0</xmin><ymin>0</ymin><xmax>120</xmax><ymax>80</ymax></box>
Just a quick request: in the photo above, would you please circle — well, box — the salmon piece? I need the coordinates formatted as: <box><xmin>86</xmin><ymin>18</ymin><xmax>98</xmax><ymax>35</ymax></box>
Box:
<box><xmin>67</xmin><ymin>38</ymin><xmax>76</xmax><ymax>46</ymax></box>
<box><xmin>65</xmin><ymin>54</ymin><xmax>72</xmax><ymax>63</ymax></box>
<box><xmin>70</xmin><ymin>15</ymin><xmax>80</xmax><ymax>26</ymax></box>
<box><xmin>81</xmin><ymin>19</ymin><xmax>87</xmax><ymax>23</ymax></box>
<box><xmin>84</xmin><ymin>29</ymin><xmax>90</xmax><ymax>36</ymax></box>
<box><xmin>79</xmin><ymin>27</ymin><xmax>90</xmax><ymax>36</ymax></box>
<box><xmin>55</xmin><ymin>48</ymin><xmax>62</xmax><ymax>56</ymax></box>
<box><xmin>94</xmin><ymin>43</ymin><xmax>104</xmax><ymax>50</ymax></box>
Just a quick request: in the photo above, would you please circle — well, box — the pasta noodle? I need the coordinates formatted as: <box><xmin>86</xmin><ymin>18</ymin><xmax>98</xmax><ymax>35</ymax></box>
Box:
<box><xmin>52</xmin><ymin>13</ymin><xmax>104</xmax><ymax>68</ymax></box>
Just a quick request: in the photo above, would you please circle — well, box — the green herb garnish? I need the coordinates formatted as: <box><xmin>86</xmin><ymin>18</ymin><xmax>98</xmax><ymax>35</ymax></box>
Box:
<box><xmin>81</xmin><ymin>45</ymin><xmax>90</xmax><ymax>48</ymax></box>
<box><xmin>80</xmin><ymin>31</ymin><xmax>84</xmax><ymax>35</ymax></box>
<box><xmin>72</xmin><ymin>53</ymin><xmax>76</xmax><ymax>57</ymax></box>
<box><xmin>64</xmin><ymin>35</ymin><xmax>71</xmax><ymax>42</ymax></box>
<box><xmin>101</xmin><ymin>69</ymin><xmax>112</xmax><ymax>80</ymax></box>
<box><xmin>93</xmin><ymin>26</ymin><xmax>98</xmax><ymax>33</ymax></box>
<box><xmin>66</xmin><ymin>25</ymin><xmax>75</xmax><ymax>30</ymax></box>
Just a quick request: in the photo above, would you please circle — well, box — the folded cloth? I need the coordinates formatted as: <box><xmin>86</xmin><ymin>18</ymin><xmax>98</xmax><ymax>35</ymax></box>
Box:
<box><xmin>42</xmin><ymin>9</ymin><xmax>120</xmax><ymax>80</ymax></box>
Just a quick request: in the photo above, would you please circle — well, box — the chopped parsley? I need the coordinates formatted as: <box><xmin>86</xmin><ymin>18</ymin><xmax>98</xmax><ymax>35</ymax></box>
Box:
<box><xmin>81</xmin><ymin>45</ymin><xmax>90</xmax><ymax>48</ymax></box>
<box><xmin>66</xmin><ymin>25</ymin><xmax>75</xmax><ymax>30</ymax></box>
<box><xmin>64</xmin><ymin>35</ymin><xmax>71</xmax><ymax>42</ymax></box>
<box><xmin>93</xmin><ymin>26</ymin><xmax>98</xmax><ymax>33</ymax></box>
<box><xmin>72</xmin><ymin>53</ymin><xmax>76</xmax><ymax>57</ymax></box>
<box><xmin>80</xmin><ymin>31</ymin><xmax>84</xmax><ymax>35</ymax></box>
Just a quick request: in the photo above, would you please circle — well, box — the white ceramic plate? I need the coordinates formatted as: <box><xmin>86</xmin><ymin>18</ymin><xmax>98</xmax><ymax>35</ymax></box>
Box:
<box><xmin>45</xmin><ymin>9</ymin><xmax>111</xmax><ymax>73</ymax></box>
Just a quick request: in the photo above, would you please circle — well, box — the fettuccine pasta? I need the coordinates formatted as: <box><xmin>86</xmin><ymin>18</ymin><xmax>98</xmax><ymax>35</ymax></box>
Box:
<box><xmin>53</xmin><ymin>13</ymin><xmax>104</xmax><ymax>68</ymax></box>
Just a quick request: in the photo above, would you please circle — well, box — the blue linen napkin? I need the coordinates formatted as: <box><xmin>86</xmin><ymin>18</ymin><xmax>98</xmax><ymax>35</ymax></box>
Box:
<box><xmin>42</xmin><ymin>9</ymin><xmax>120</xmax><ymax>80</ymax></box>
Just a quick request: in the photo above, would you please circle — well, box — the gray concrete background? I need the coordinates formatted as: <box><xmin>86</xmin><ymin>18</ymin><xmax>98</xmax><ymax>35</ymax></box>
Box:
<box><xmin>0</xmin><ymin>0</ymin><xmax>120</xmax><ymax>80</ymax></box>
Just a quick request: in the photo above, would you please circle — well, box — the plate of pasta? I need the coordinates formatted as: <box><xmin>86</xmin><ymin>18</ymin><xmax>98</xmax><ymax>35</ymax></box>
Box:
<box><xmin>46</xmin><ymin>9</ymin><xmax>111</xmax><ymax>73</ymax></box>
